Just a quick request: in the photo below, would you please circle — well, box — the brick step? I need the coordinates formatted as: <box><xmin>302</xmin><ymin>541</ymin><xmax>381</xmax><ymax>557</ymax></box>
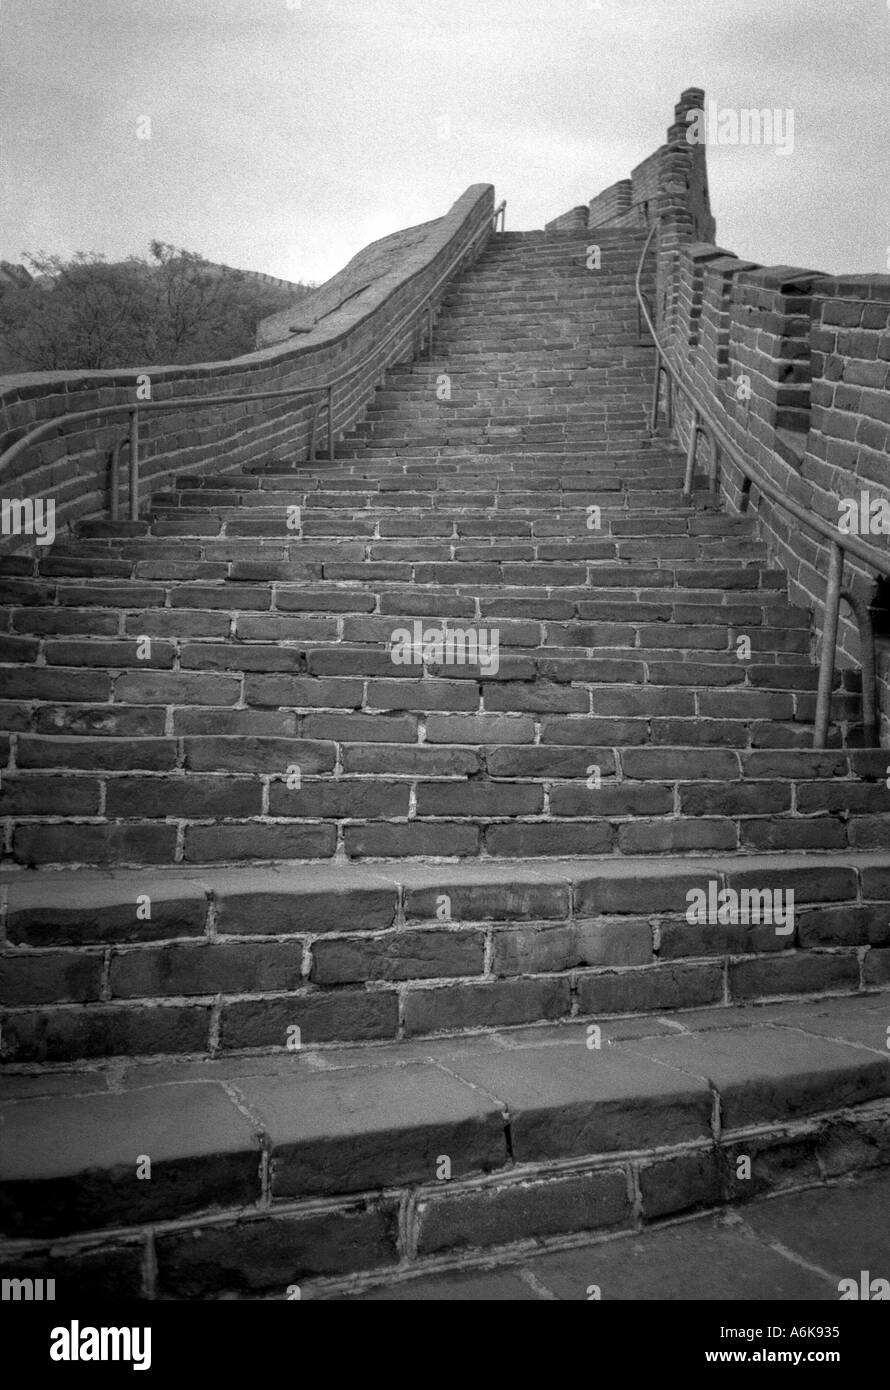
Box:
<box><xmin>113</xmin><ymin>540</ymin><xmax>766</xmax><ymax>569</ymax></box>
<box><xmin>149</xmin><ymin>507</ymin><xmax>724</xmax><ymax>528</ymax></box>
<box><xmin>0</xmin><ymin>644</ymin><xmax>856</xmax><ymax>694</ymax></box>
<box><xmin>13</xmin><ymin>546</ymin><xmax>781</xmax><ymax>578</ymax></box>
<box><xmin>0</xmin><ymin>642</ymin><xmax>822</xmax><ymax>691</ymax></box>
<box><xmin>4</xmin><ymin>722</ymin><xmax>885</xmax><ymax>865</ymax></box>
<box><xmin>242</xmin><ymin>452</ymin><xmax>683</xmax><ymax>475</ymax></box>
<box><xmin>339</xmin><ymin>431</ymin><xmax>654</xmax><ymax>450</ymax></box>
<box><xmin>246</xmin><ymin>443</ymin><xmax>675</xmax><ymax>472</ymax></box>
<box><xmin>404</xmin><ymin>348</ymin><xmax>651</xmax><ymax>363</ymax></box>
<box><xmin>351</xmin><ymin>391</ymin><xmax>651</xmax><ymax>407</ymax></box>
<box><xmin>0</xmin><ymin>668</ymin><xmax>856</xmax><ymax>729</ymax></box>
<box><xmin>451</xmin><ymin>275</ymin><xmax>652</xmax><ymax>290</ymax></box>
<box><xmin>77</xmin><ymin>507</ymin><xmax>725</xmax><ymax>543</ymax></box>
<box><xmin>437</xmin><ymin>301</ymin><xmax>645</xmax><ymax>316</ymax></box>
<box><xmin>445</xmin><ymin>281</ymin><xmax>652</xmax><ymax>298</ymax></box>
<box><xmin>428</xmin><ymin>323</ymin><xmax>644</xmax><ymax>339</ymax></box>
<box><xmin>435</xmin><ymin>292</ymin><xmax>646</xmax><ymax>306</ymax></box>
<box><xmin>6</xmin><ymin>995</ymin><xmax>888</xmax><ymax>1296</ymax></box>
<box><xmin>147</xmin><ymin>490</ymin><xmax>712</xmax><ymax>512</ymax></box>
<box><xmin>429</xmin><ymin>318</ymin><xmax>645</xmax><ymax>334</ymax></box>
<box><xmin>378</xmin><ymin>367</ymin><xmax>652</xmax><ymax>385</ymax></box>
<box><xmin>36</xmin><ymin>544</ymin><xmax>775</xmax><ymax>577</ymax></box>
<box><xmin>1</xmin><ymin>852</ymin><xmax>888</xmax><ymax>1059</ymax></box>
<box><xmin>374</xmin><ymin>390</ymin><xmax>651</xmax><ymax>404</ymax></box>
<box><xmin>0</xmin><ymin>571</ymin><xmax>793</xmax><ymax>617</ymax></box>
<box><xmin>3</xmin><ymin>745</ymin><xmax>887</xmax><ymax>842</ymax></box>
<box><xmin>337</xmin><ymin>442</ymin><xmax>668</xmax><ymax>458</ymax></box>
<box><xmin>0</xmin><ymin>629</ymin><xmax>826</xmax><ymax>667</ymax></box>
<box><xmin>162</xmin><ymin>483</ymin><xmax>698</xmax><ymax>504</ymax></box>
<box><xmin>0</xmin><ymin>591</ymin><xmax>814</xmax><ymax>631</ymax></box>
<box><xmin>357</xmin><ymin>406</ymin><xmax>650</xmax><ymax>421</ymax></box>
<box><xmin>21</xmin><ymin>529</ymin><xmax>770</xmax><ymax>569</ymax></box>
<box><xmin>40</xmin><ymin>511</ymin><xmax>762</xmax><ymax>540</ymax></box>
<box><xmin>3</xmin><ymin>615</ymin><xmax>817</xmax><ymax>659</ymax></box>
<box><xmin>165</xmin><ymin>472</ymin><xmax>688</xmax><ymax>492</ymax></box>
<box><xmin>0</xmin><ymin>694</ymin><xmax>856</xmax><ymax>748</ymax></box>
<box><xmin>2</xmin><ymin>996</ymin><xmax>888</xmax><ymax>1295</ymax></box>
<box><xmin>180</xmin><ymin>453</ymin><xmax>684</xmax><ymax>476</ymax></box>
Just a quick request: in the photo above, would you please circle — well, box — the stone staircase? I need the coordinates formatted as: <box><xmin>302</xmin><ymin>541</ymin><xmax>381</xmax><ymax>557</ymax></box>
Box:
<box><xmin>1</xmin><ymin>227</ymin><xmax>889</xmax><ymax>1299</ymax></box>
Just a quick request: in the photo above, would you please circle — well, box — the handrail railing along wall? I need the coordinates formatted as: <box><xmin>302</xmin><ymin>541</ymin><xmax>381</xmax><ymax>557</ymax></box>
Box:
<box><xmin>635</xmin><ymin>217</ymin><xmax>890</xmax><ymax>750</ymax></box>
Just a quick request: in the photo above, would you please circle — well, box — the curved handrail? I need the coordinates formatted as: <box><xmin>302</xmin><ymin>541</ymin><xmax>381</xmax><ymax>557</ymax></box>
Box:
<box><xmin>0</xmin><ymin>198</ymin><xmax>507</xmax><ymax>509</ymax></box>
<box><xmin>635</xmin><ymin>216</ymin><xmax>890</xmax><ymax>748</ymax></box>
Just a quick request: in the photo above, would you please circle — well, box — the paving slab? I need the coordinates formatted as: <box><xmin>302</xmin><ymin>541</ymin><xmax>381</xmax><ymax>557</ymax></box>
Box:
<box><xmin>498</xmin><ymin>1017</ymin><xmax>679</xmax><ymax>1046</ymax></box>
<box><xmin>739</xmin><ymin>1174</ymin><xmax>890</xmax><ymax>1281</ymax></box>
<box><xmin>435</xmin><ymin>1041</ymin><xmax>712</xmax><ymax>1160</ymax></box>
<box><xmin>233</xmin><ymin>1063</ymin><xmax>506</xmax><ymax>1197</ymax></box>
<box><xmin>622</xmin><ymin>1026</ymin><xmax>890</xmax><ymax>1130</ymax></box>
<box><xmin>760</xmin><ymin>996</ymin><xmax>890</xmax><ymax>1053</ymax></box>
<box><xmin>335</xmin><ymin>1171</ymin><xmax>890</xmax><ymax>1300</ymax></box>
<box><xmin>524</xmin><ymin>1219</ymin><xmax>834</xmax><ymax>1301</ymax></box>
<box><xmin>0</xmin><ymin>1082</ymin><xmax>259</xmax><ymax>1238</ymax></box>
<box><xmin>345</xmin><ymin>1268</ymin><xmax>540</xmax><ymax>1300</ymax></box>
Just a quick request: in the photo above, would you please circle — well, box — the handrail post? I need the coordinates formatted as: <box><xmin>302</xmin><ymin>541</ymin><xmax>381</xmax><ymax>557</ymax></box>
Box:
<box><xmin>308</xmin><ymin>395</ymin><xmax>322</xmax><ymax>463</ymax></box>
<box><xmin>327</xmin><ymin>384</ymin><xmax>334</xmax><ymax>463</ymax></box>
<box><xmin>650</xmin><ymin>361</ymin><xmax>661</xmax><ymax>433</ymax></box>
<box><xmin>110</xmin><ymin>439</ymin><xmax>123</xmax><ymax>522</ymax></box>
<box><xmin>840</xmin><ymin>589</ymin><xmax>879</xmax><ymax>749</ymax></box>
<box><xmin>128</xmin><ymin>408</ymin><xmax>140</xmax><ymax>521</ymax></box>
<box><xmin>738</xmin><ymin>474</ymin><xmax>752</xmax><ymax>514</ymax></box>
<box><xmin>683</xmin><ymin>409</ymin><xmax>699</xmax><ymax>498</ymax></box>
<box><xmin>814</xmin><ymin>541</ymin><xmax>844</xmax><ymax>749</ymax></box>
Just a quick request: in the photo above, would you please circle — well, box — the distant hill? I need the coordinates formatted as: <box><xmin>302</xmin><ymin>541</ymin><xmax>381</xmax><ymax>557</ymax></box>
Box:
<box><xmin>0</xmin><ymin>246</ymin><xmax>315</xmax><ymax>374</ymax></box>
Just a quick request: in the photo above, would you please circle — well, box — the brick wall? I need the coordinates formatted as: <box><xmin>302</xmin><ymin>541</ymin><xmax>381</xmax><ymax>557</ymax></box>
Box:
<box><xmin>587</xmin><ymin>180</ymin><xmax>632</xmax><ymax>227</ymax></box>
<box><xmin>544</xmin><ymin>206</ymin><xmax>589</xmax><ymax>233</ymax></box>
<box><xmin>655</xmin><ymin>237</ymin><xmax>890</xmax><ymax>746</ymax></box>
<box><xmin>0</xmin><ymin>185</ymin><xmax>495</xmax><ymax>552</ymax></box>
<box><xmin>650</xmin><ymin>143</ymin><xmax>890</xmax><ymax>741</ymax></box>
<box><xmin>547</xmin><ymin>88</ymin><xmax>890</xmax><ymax>743</ymax></box>
<box><xmin>547</xmin><ymin>89</ymin><xmax>715</xmax><ymax>242</ymax></box>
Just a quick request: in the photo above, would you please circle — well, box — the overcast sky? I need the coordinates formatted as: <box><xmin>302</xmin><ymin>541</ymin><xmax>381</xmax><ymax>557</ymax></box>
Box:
<box><xmin>1</xmin><ymin>0</ymin><xmax>888</xmax><ymax>286</ymax></box>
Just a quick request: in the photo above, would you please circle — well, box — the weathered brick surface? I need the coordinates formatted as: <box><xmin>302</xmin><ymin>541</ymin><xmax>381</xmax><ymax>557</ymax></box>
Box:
<box><xmin>416</xmin><ymin>1167</ymin><xmax>630</xmax><ymax>1254</ymax></box>
<box><xmin>312</xmin><ymin>928</ymin><xmax>484</xmax><ymax>984</ymax></box>
<box><xmin>0</xmin><ymin>1083</ymin><xmax>259</xmax><ymax>1237</ymax></box>
<box><xmin>404</xmin><ymin>977</ymin><xmax>572</xmax><ymax>1036</ymax></box>
<box><xmin>1</xmin><ymin>87</ymin><xmax>889</xmax><ymax>1094</ymax></box>
<box><xmin>0</xmin><ymin>1003</ymin><xmax>210</xmax><ymax>1063</ymax></box>
<box><xmin>219</xmin><ymin>991</ymin><xmax>399</xmax><ymax>1049</ymax></box>
<box><xmin>577</xmin><ymin>962</ymin><xmax>724</xmax><ymax>1016</ymax></box>
<box><xmin>155</xmin><ymin>1203</ymin><xmax>400</xmax><ymax>1296</ymax></box>
<box><xmin>638</xmin><ymin>1148</ymin><xmax>723</xmax><ymax>1219</ymax></box>
<box><xmin>3</xmin><ymin>1000</ymin><xmax>890</xmax><ymax>1283</ymax></box>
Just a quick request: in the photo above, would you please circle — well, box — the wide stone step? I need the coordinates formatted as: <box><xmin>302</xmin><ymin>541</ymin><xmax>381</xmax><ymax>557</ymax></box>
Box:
<box><xmin>1</xmin><ymin>992</ymin><xmax>889</xmax><ymax>1295</ymax></box>
<box><xmin>2</xmin><ymin>746</ymin><xmax>884</xmax><ymax>866</ymax></box>
<box><xmin>2</xmin><ymin>850</ymin><xmax>889</xmax><ymax>1057</ymax></box>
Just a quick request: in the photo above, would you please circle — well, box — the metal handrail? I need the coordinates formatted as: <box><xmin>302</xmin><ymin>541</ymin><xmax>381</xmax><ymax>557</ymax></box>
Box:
<box><xmin>635</xmin><ymin>216</ymin><xmax>890</xmax><ymax>748</ymax></box>
<box><xmin>0</xmin><ymin>199</ymin><xmax>507</xmax><ymax>522</ymax></box>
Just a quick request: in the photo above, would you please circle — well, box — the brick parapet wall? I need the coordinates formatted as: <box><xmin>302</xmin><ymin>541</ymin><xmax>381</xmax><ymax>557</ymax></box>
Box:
<box><xmin>0</xmin><ymin>185</ymin><xmax>495</xmax><ymax>552</ymax></box>
<box><xmin>665</xmin><ymin>257</ymin><xmax>890</xmax><ymax>742</ymax></box>
<box><xmin>544</xmin><ymin>206</ymin><xmax>589</xmax><ymax>233</ymax></box>
<box><xmin>557</xmin><ymin>88</ymin><xmax>890</xmax><ymax>741</ymax></box>
<box><xmin>587</xmin><ymin>179</ymin><xmax>633</xmax><ymax>228</ymax></box>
